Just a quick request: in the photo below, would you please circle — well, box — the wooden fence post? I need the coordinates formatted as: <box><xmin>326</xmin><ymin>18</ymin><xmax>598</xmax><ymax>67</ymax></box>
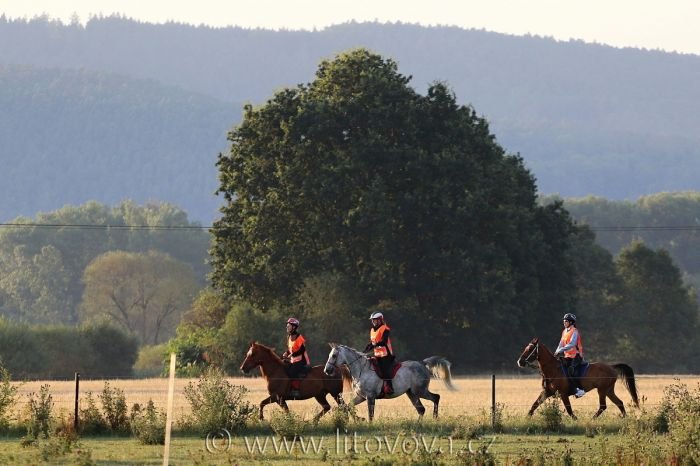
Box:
<box><xmin>73</xmin><ymin>372</ymin><xmax>80</xmax><ymax>431</ymax></box>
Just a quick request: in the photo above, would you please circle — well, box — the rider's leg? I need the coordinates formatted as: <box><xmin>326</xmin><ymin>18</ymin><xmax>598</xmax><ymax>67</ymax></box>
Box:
<box><xmin>378</xmin><ymin>356</ymin><xmax>394</xmax><ymax>393</ymax></box>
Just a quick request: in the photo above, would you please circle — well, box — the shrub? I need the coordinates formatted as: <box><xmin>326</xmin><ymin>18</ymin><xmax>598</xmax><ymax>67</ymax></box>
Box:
<box><xmin>328</xmin><ymin>402</ymin><xmax>360</xmax><ymax>430</ymax></box>
<box><xmin>0</xmin><ymin>362</ymin><xmax>19</xmax><ymax>431</ymax></box>
<box><xmin>99</xmin><ymin>382</ymin><xmax>129</xmax><ymax>432</ymax></box>
<box><xmin>25</xmin><ymin>384</ymin><xmax>54</xmax><ymax>439</ymax></box>
<box><xmin>538</xmin><ymin>399</ymin><xmax>563</xmax><ymax>432</ymax></box>
<box><xmin>131</xmin><ymin>399</ymin><xmax>165</xmax><ymax>445</ymax></box>
<box><xmin>183</xmin><ymin>367</ymin><xmax>254</xmax><ymax>435</ymax></box>
<box><xmin>78</xmin><ymin>392</ymin><xmax>108</xmax><ymax>435</ymax></box>
<box><xmin>269</xmin><ymin>411</ymin><xmax>306</xmax><ymax>440</ymax></box>
<box><xmin>661</xmin><ymin>381</ymin><xmax>700</xmax><ymax>464</ymax></box>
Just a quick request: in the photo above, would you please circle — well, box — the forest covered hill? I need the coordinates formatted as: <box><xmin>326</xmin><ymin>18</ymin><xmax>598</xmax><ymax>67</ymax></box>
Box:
<box><xmin>2</xmin><ymin>16</ymin><xmax>700</xmax><ymax>222</ymax></box>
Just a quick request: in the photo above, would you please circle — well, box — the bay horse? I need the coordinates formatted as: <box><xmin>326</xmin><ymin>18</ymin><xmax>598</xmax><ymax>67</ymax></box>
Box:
<box><xmin>323</xmin><ymin>344</ymin><xmax>455</xmax><ymax>421</ymax></box>
<box><xmin>239</xmin><ymin>341</ymin><xmax>347</xmax><ymax>421</ymax></box>
<box><xmin>517</xmin><ymin>337</ymin><xmax>640</xmax><ymax>419</ymax></box>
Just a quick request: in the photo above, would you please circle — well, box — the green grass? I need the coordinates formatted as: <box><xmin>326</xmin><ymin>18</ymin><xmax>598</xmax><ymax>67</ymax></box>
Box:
<box><xmin>0</xmin><ymin>413</ymin><xmax>678</xmax><ymax>465</ymax></box>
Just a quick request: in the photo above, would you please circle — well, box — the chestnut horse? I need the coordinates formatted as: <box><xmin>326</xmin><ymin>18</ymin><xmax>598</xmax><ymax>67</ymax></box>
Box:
<box><xmin>239</xmin><ymin>341</ymin><xmax>347</xmax><ymax>420</ymax></box>
<box><xmin>517</xmin><ymin>337</ymin><xmax>639</xmax><ymax>419</ymax></box>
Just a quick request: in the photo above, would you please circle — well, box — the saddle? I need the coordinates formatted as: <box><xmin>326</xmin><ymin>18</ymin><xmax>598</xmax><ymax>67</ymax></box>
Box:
<box><xmin>560</xmin><ymin>361</ymin><xmax>590</xmax><ymax>395</ymax></box>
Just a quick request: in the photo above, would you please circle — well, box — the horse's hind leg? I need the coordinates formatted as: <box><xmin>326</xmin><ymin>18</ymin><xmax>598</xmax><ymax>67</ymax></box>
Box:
<box><xmin>405</xmin><ymin>390</ymin><xmax>427</xmax><ymax>419</ymax></box>
<box><xmin>313</xmin><ymin>394</ymin><xmax>332</xmax><ymax>421</ymax></box>
<box><xmin>593</xmin><ymin>387</ymin><xmax>608</xmax><ymax>418</ymax></box>
<box><xmin>606</xmin><ymin>386</ymin><xmax>626</xmax><ymax>417</ymax></box>
<box><xmin>332</xmin><ymin>391</ymin><xmax>345</xmax><ymax>406</ymax></box>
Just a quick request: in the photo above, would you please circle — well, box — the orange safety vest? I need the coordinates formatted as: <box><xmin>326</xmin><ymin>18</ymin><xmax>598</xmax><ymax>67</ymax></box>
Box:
<box><xmin>559</xmin><ymin>327</ymin><xmax>583</xmax><ymax>358</ymax></box>
<box><xmin>370</xmin><ymin>324</ymin><xmax>393</xmax><ymax>358</ymax></box>
<box><xmin>287</xmin><ymin>334</ymin><xmax>310</xmax><ymax>364</ymax></box>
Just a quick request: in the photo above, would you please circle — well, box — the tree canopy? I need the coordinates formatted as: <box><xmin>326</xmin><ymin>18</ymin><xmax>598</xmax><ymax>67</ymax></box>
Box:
<box><xmin>211</xmin><ymin>49</ymin><xmax>577</xmax><ymax>367</ymax></box>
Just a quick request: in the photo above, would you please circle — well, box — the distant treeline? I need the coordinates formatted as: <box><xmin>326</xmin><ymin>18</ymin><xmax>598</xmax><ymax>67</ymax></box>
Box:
<box><xmin>0</xmin><ymin>319</ymin><xmax>137</xmax><ymax>379</ymax></box>
<box><xmin>553</xmin><ymin>192</ymin><xmax>700</xmax><ymax>280</ymax></box>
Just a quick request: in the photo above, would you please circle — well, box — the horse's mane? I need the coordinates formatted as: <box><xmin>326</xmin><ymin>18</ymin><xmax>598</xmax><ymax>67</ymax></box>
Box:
<box><xmin>337</xmin><ymin>345</ymin><xmax>368</xmax><ymax>358</ymax></box>
<box><xmin>253</xmin><ymin>341</ymin><xmax>284</xmax><ymax>364</ymax></box>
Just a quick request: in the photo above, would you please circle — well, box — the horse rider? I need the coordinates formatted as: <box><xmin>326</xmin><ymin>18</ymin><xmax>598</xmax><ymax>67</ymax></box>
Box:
<box><xmin>281</xmin><ymin>317</ymin><xmax>311</xmax><ymax>379</ymax></box>
<box><xmin>365</xmin><ymin>312</ymin><xmax>395</xmax><ymax>394</ymax></box>
<box><xmin>554</xmin><ymin>313</ymin><xmax>586</xmax><ymax>398</ymax></box>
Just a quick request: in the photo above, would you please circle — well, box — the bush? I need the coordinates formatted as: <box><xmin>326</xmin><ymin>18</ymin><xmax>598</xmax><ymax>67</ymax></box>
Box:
<box><xmin>99</xmin><ymin>382</ymin><xmax>129</xmax><ymax>433</ymax></box>
<box><xmin>131</xmin><ymin>400</ymin><xmax>165</xmax><ymax>445</ymax></box>
<box><xmin>25</xmin><ymin>384</ymin><xmax>54</xmax><ymax>439</ymax></box>
<box><xmin>660</xmin><ymin>381</ymin><xmax>700</xmax><ymax>464</ymax></box>
<box><xmin>0</xmin><ymin>362</ymin><xmax>19</xmax><ymax>431</ymax></box>
<box><xmin>269</xmin><ymin>411</ymin><xmax>306</xmax><ymax>440</ymax></box>
<box><xmin>78</xmin><ymin>392</ymin><xmax>108</xmax><ymax>435</ymax></box>
<box><xmin>183</xmin><ymin>367</ymin><xmax>254</xmax><ymax>435</ymax></box>
<box><xmin>538</xmin><ymin>399</ymin><xmax>563</xmax><ymax>432</ymax></box>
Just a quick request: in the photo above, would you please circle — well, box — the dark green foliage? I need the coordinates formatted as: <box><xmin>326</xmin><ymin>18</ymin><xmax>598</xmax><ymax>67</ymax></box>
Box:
<box><xmin>212</xmin><ymin>49</ymin><xmax>577</xmax><ymax>369</ymax></box>
<box><xmin>614</xmin><ymin>241</ymin><xmax>700</xmax><ymax>372</ymax></box>
<box><xmin>0</xmin><ymin>319</ymin><xmax>137</xmax><ymax>378</ymax></box>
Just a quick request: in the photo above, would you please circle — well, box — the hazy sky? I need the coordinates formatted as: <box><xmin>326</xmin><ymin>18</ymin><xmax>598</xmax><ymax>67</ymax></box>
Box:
<box><xmin>3</xmin><ymin>0</ymin><xmax>699</xmax><ymax>55</ymax></box>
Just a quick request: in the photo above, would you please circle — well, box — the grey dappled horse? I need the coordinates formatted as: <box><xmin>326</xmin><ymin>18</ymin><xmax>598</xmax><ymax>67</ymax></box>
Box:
<box><xmin>323</xmin><ymin>344</ymin><xmax>455</xmax><ymax>421</ymax></box>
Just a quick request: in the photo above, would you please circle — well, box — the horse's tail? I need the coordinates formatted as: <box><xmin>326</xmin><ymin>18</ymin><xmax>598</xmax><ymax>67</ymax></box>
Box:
<box><xmin>613</xmin><ymin>363</ymin><xmax>640</xmax><ymax>408</ymax></box>
<box><xmin>423</xmin><ymin>356</ymin><xmax>457</xmax><ymax>391</ymax></box>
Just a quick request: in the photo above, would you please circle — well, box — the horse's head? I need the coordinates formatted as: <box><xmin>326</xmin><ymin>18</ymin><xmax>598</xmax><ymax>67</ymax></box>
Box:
<box><xmin>517</xmin><ymin>338</ymin><xmax>540</xmax><ymax>368</ymax></box>
<box><xmin>323</xmin><ymin>343</ymin><xmax>341</xmax><ymax>376</ymax></box>
<box><xmin>240</xmin><ymin>341</ymin><xmax>270</xmax><ymax>374</ymax></box>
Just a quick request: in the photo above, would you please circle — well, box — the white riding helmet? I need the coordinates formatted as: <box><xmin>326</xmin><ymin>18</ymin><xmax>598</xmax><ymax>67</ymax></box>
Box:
<box><xmin>369</xmin><ymin>312</ymin><xmax>384</xmax><ymax>320</ymax></box>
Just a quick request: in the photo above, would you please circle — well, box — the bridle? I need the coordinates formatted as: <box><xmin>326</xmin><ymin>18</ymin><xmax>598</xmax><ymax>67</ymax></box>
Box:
<box><xmin>522</xmin><ymin>342</ymin><xmax>539</xmax><ymax>368</ymax></box>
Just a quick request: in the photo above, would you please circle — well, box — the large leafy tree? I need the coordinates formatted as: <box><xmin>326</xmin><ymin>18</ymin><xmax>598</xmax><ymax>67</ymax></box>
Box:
<box><xmin>80</xmin><ymin>251</ymin><xmax>198</xmax><ymax>344</ymax></box>
<box><xmin>212</xmin><ymin>49</ymin><xmax>576</xmax><ymax>368</ymax></box>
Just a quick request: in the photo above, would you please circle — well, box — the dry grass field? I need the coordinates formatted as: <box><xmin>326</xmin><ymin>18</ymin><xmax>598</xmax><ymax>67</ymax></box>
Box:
<box><xmin>12</xmin><ymin>374</ymin><xmax>700</xmax><ymax>421</ymax></box>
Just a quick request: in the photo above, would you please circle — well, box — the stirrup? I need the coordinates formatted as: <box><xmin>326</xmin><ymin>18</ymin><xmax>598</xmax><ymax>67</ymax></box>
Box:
<box><xmin>574</xmin><ymin>388</ymin><xmax>585</xmax><ymax>398</ymax></box>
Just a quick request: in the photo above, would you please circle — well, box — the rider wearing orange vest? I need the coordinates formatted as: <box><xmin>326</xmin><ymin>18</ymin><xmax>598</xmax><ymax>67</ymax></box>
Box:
<box><xmin>282</xmin><ymin>317</ymin><xmax>310</xmax><ymax>379</ymax></box>
<box><xmin>364</xmin><ymin>312</ymin><xmax>395</xmax><ymax>394</ymax></box>
<box><xmin>553</xmin><ymin>313</ymin><xmax>585</xmax><ymax>398</ymax></box>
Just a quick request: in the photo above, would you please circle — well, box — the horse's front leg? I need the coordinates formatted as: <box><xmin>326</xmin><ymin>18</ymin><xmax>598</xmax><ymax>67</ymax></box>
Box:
<box><xmin>559</xmin><ymin>394</ymin><xmax>577</xmax><ymax>420</ymax></box>
<box><xmin>527</xmin><ymin>389</ymin><xmax>550</xmax><ymax>416</ymax></box>
<box><xmin>258</xmin><ymin>395</ymin><xmax>273</xmax><ymax>420</ymax></box>
<box><xmin>278</xmin><ymin>397</ymin><xmax>290</xmax><ymax>413</ymax></box>
<box><xmin>367</xmin><ymin>397</ymin><xmax>376</xmax><ymax>422</ymax></box>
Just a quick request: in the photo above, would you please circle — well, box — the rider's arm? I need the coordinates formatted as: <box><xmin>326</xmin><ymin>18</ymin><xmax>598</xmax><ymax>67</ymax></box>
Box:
<box><xmin>557</xmin><ymin>330</ymin><xmax>578</xmax><ymax>353</ymax></box>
